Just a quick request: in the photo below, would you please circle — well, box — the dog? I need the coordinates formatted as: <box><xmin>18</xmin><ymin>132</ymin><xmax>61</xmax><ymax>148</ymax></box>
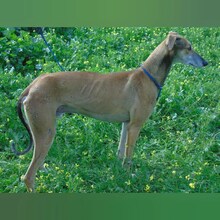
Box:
<box><xmin>12</xmin><ymin>31</ymin><xmax>208</xmax><ymax>192</ymax></box>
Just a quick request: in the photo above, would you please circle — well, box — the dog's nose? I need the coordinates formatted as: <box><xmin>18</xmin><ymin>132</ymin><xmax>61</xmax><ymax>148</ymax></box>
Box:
<box><xmin>203</xmin><ymin>60</ymin><xmax>208</xmax><ymax>66</ymax></box>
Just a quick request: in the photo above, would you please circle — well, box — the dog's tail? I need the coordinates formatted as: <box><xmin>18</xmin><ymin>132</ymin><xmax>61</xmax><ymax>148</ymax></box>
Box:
<box><xmin>11</xmin><ymin>91</ymin><xmax>33</xmax><ymax>156</ymax></box>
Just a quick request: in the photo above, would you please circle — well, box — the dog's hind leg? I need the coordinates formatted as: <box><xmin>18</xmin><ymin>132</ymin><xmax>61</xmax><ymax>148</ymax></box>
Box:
<box><xmin>117</xmin><ymin>122</ymin><xmax>128</xmax><ymax>159</ymax></box>
<box><xmin>22</xmin><ymin>100</ymin><xmax>56</xmax><ymax>192</ymax></box>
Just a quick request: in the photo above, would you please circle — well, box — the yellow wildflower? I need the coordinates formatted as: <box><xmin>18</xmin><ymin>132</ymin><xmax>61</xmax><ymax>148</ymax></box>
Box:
<box><xmin>172</xmin><ymin>170</ymin><xmax>176</xmax><ymax>175</ymax></box>
<box><xmin>189</xmin><ymin>182</ymin><xmax>196</xmax><ymax>189</ymax></box>
<box><xmin>145</xmin><ymin>184</ymin><xmax>151</xmax><ymax>192</ymax></box>
<box><xmin>125</xmin><ymin>180</ymin><xmax>131</xmax><ymax>186</ymax></box>
<box><xmin>185</xmin><ymin>175</ymin><xmax>190</xmax><ymax>180</ymax></box>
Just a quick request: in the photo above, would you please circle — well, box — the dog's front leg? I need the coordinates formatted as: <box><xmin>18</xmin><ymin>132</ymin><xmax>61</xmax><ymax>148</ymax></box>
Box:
<box><xmin>117</xmin><ymin>122</ymin><xmax>128</xmax><ymax>159</ymax></box>
<box><xmin>122</xmin><ymin>122</ymin><xmax>141</xmax><ymax>168</ymax></box>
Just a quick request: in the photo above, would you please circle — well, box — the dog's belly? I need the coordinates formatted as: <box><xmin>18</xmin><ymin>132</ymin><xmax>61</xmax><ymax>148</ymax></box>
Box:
<box><xmin>56</xmin><ymin>105</ymin><xmax>130</xmax><ymax>123</ymax></box>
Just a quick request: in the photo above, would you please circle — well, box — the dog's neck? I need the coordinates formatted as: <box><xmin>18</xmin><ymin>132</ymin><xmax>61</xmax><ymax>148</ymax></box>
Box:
<box><xmin>142</xmin><ymin>40</ymin><xmax>175</xmax><ymax>86</ymax></box>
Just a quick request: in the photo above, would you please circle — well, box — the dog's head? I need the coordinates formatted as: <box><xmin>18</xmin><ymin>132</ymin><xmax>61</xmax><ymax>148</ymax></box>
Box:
<box><xmin>165</xmin><ymin>31</ymin><xmax>208</xmax><ymax>68</ymax></box>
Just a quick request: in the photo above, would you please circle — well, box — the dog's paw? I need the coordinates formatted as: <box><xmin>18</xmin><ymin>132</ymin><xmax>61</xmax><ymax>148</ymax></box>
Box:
<box><xmin>122</xmin><ymin>158</ymin><xmax>132</xmax><ymax>170</ymax></box>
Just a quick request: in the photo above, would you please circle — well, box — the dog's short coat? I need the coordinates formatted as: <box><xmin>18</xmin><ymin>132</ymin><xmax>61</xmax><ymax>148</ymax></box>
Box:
<box><xmin>12</xmin><ymin>32</ymin><xmax>208</xmax><ymax>192</ymax></box>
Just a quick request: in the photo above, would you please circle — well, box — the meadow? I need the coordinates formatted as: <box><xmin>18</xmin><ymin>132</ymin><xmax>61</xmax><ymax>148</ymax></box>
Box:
<box><xmin>0</xmin><ymin>27</ymin><xmax>219</xmax><ymax>192</ymax></box>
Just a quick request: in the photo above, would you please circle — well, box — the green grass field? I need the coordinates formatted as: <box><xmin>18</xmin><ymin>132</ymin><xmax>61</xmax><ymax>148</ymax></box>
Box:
<box><xmin>0</xmin><ymin>27</ymin><xmax>219</xmax><ymax>192</ymax></box>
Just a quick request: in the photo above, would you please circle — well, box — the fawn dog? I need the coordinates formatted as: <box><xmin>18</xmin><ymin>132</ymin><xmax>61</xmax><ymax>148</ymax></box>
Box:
<box><xmin>12</xmin><ymin>32</ymin><xmax>208</xmax><ymax>191</ymax></box>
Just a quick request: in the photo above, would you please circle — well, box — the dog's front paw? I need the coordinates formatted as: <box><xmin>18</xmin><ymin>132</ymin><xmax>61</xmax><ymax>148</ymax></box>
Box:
<box><xmin>122</xmin><ymin>158</ymin><xmax>132</xmax><ymax>170</ymax></box>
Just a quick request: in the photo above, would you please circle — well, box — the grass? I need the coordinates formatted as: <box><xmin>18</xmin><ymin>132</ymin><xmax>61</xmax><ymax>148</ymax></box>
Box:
<box><xmin>0</xmin><ymin>27</ymin><xmax>219</xmax><ymax>193</ymax></box>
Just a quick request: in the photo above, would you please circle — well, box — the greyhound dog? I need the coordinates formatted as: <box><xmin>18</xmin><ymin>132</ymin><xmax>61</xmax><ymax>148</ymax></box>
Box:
<box><xmin>12</xmin><ymin>32</ymin><xmax>208</xmax><ymax>192</ymax></box>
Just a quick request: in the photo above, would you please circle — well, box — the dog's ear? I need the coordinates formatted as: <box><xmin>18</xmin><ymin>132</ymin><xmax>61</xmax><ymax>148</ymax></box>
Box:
<box><xmin>166</xmin><ymin>32</ymin><xmax>178</xmax><ymax>50</ymax></box>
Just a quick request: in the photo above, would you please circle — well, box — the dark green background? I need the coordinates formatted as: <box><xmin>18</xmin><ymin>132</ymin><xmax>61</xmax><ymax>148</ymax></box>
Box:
<box><xmin>0</xmin><ymin>0</ymin><xmax>219</xmax><ymax>219</ymax></box>
<box><xmin>1</xmin><ymin>194</ymin><xmax>220</xmax><ymax>220</ymax></box>
<box><xmin>0</xmin><ymin>0</ymin><xmax>219</xmax><ymax>26</ymax></box>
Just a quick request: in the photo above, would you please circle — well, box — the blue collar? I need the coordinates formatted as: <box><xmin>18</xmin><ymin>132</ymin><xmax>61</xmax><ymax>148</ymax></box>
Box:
<box><xmin>141</xmin><ymin>66</ymin><xmax>162</xmax><ymax>100</ymax></box>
